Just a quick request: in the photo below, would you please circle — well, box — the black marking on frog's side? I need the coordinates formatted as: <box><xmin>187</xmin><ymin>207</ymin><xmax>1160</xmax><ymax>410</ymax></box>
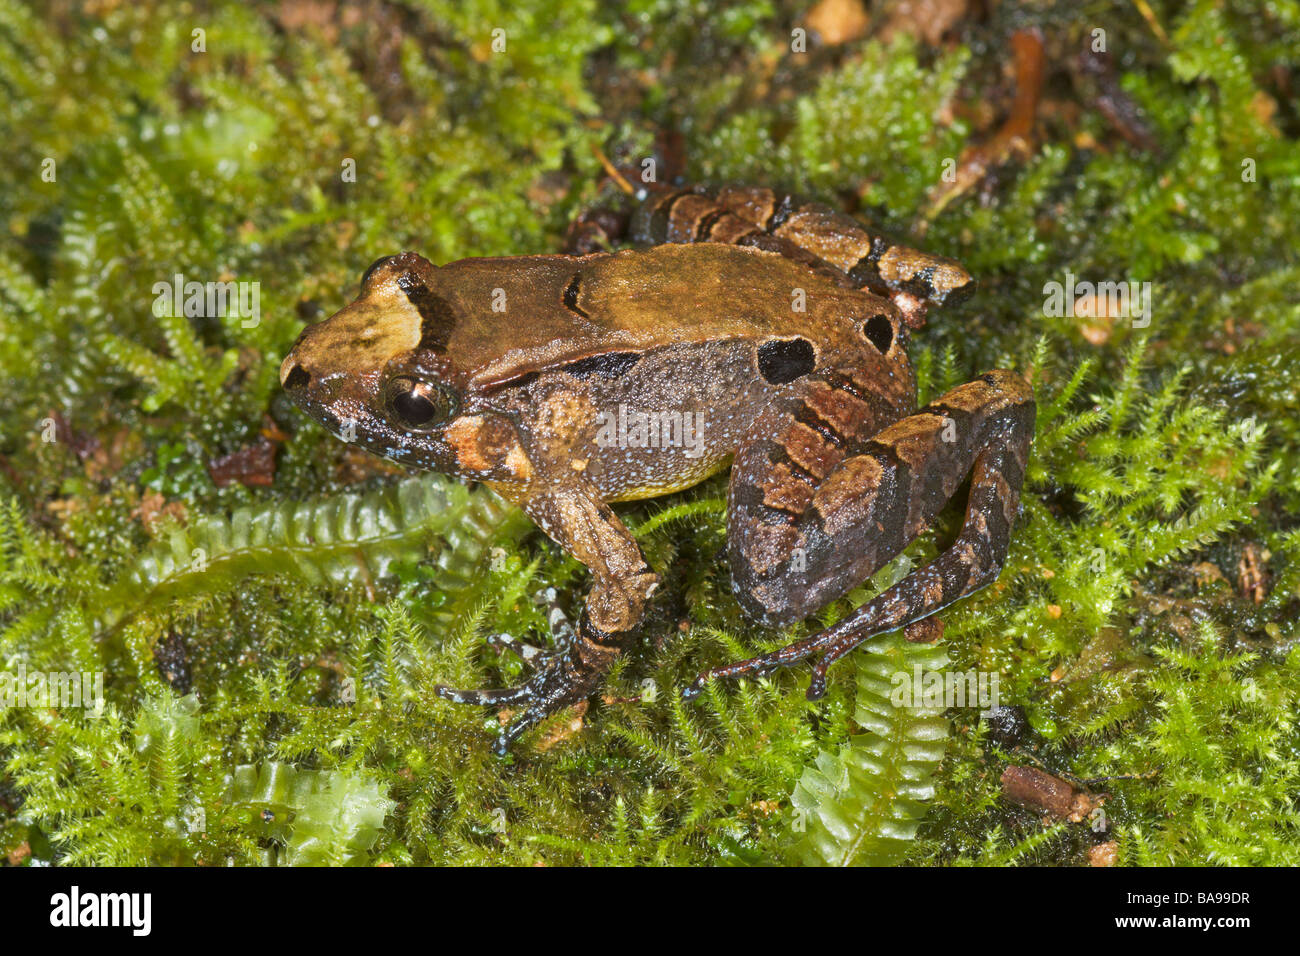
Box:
<box><xmin>862</xmin><ymin>314</ymin><xmax>894</xmax><ymax>353</ymax></box>
<box><xmin>765</xmin><ymin>193</ymin><xmax>798</xmax><ymax>233</ymax></box>
<box><xmin>563</xmin><ymin>274</ymin><xmax>589</xmax><ymax>319</ymax></box>
<box><xmin>757</xmin><ymin>338</ymin><xmax>816</xmax><ymax>385</ymax></box>
<box><xmin>793</xmin><ymin>401</ymin><xmax>847</xmax><ymax>448</ymax></box>
<box><xmin>847</xmin><ymin>237</ymin><xmax>893</xmax><ymax>286</ymax></box>
<box><xmin>695</xmin><ymin>208</ymin><xmax>729</xmax><ymax>240</ymax></box>
<box><xmin>397</xmin><ymin>273</ymin><xmax>457</xmax><ymax>354</ymax></box>
<box><xmin>563</xmin><ymin>352</ymin><xmax>642</xmax><ymax>381</ymax></box>
<box><xmin>649</xmin><ymin>189</ymin><xmax>692</xmax><ymax>242</ymax></box>
<box><xmin>821</xmin><ymin>369</ymin><xmax>871</xmax><ymax>404</ymax></box>
<box><xmin>900</xmin><ymin>265</ymin><xmax>939</xmax><ymax>298</ymax></box>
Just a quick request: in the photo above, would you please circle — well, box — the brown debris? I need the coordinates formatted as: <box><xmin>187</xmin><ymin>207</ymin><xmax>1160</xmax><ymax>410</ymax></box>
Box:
<box><xmin>806</xmin><ymin>0</ymin><xmax>870</xmax><ymax>46</ymax></box>
<box><xmin>904</xmin><ymin>616</ymin><xmax>945</xmax><ymax>643</ymax></box>
<box><xmin>1001</xmin><ymin>764</ymin><xmax>1104</xmax><ymax>823</ymax></box>
<box><xmin>925</xmin><ymin>28</ymin><xmax>1044</xmax><ymax>220</ymax></box>
<box><xmin>564</xmin><ymin>205</ymin><xmax>630</xmax><ymax>256</ymax></box>
<box><xmin>1072</xmin><ymin>290</ymin><xmax>1121</xmax><ymax>346</ymax></box>
<box><xmin>274</xmin><ymin>1</ymin><xmax>343</xmax><ymax>39</ymax></box>
<box><xmin>207</xmin><ymin>416</ymin><xmax>287</xmax><ymax>488</ymax></box>
<box><xmin>1190</xmin><ymin>561</ymin><xmax>1227</xmax><ymax>587</ymax></box>
<box><xmin>534</xmin><ymin>700</ymin><xmax>588</xmax><ymax>752</ymax></box>
<box><xmin>132</xmin><ymin>489</ymin><xmax>189</xmax><ymax>534</ymax></box>
<box><xmin>1238</xmin><ymin>542</ymin><xmax>1270</xmax><ymax>604</ymax></box>
<box><xmin>6</xmin><ymin>841</ymin><xmax>30</xmax><ymax>866</ymax></box>
<box><xmin>1089</xmin><ymin>841</ymin><xmax>1118</xmax><ymax>867</ymax></box>
<box><xmin>877</xmin><ymin>0</ymin><xmax>970</xmax><ymax>48</ymax></box>
<box><xmin>1076</xmin><ymin>48</ymin><xmax>1160</xmax><ymax>154</ymax></box>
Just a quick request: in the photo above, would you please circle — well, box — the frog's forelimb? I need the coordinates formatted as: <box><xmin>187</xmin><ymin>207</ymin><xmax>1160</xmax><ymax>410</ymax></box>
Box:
<box><xmin>434</xmin><ymin>488</ymin><xmax>657</xmax><ymax>754</ymax></box>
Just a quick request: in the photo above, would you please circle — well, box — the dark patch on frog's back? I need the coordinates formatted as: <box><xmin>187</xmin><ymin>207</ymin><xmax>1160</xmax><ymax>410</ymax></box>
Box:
<box><xmin>757</xmin><ymin>338</ymin><xmax>816</xmax><ymax>384</ymax></box>
<box><xmin>397</xmin><ymin>272</ymin><xmax>457</xmax><ymax>354</ymax></box>
<box><xmin>563</xmin><ymin>352</ymin><xmax>641</xmax><ymax>380</ymax></box>
<box><xmin>862</xmin><ymin>313</ymin><xmax>894</xmax><ymax>353</ymax></box>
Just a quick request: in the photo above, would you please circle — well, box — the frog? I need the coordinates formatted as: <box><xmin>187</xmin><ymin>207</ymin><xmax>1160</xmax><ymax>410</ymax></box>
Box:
<box><xmin>280</xmin><ymin>184</ymin><xmax>1035</xmax><ymax>753</ymax></box>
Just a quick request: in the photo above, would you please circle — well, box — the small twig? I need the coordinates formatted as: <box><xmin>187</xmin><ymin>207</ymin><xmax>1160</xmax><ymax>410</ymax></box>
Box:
<box><xmin>590</xmin><ymin>143</ymin><xmax>636</xmax><ymax>196</ymax></box>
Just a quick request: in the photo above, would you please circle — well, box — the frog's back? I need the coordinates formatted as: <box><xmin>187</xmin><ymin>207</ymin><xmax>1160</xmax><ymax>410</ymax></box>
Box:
<box><xmin>435</xmin><ymin>243</ymin><xmax>894</xmax><ymax>389</ymax></box>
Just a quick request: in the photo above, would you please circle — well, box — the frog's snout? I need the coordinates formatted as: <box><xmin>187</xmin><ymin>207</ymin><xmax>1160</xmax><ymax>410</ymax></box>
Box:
<box><xmin>280</xmin><ymin>318</ymin><xmax>322</xmax><ymax>392</ymax></box>
<box><xmin>280</xmin><ymin>353</ymin><xmax>307</xmax><ymax>391</ymax></box>
<box><xmin>280</xmin><ymin>324</ymin><xmax>346</xmax><ymax>405</ymax></box>
<box><xmin>280</xmin><ymin>335</ymin><xmax>322</xmax><ymax>400</ymax></box>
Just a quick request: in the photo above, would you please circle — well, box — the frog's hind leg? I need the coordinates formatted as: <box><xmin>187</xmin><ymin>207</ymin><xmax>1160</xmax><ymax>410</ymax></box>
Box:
<box><xmin>690</xmin><ymin>369</ymin><xmax>1034</xmax><ymax>701</ymax></box>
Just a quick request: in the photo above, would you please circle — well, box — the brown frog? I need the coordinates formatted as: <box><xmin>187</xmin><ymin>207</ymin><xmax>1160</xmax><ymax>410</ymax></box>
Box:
<box><xmin>280</xmin><ymin>185</ymin><xmax>1035</xmax><ymax>753</ymax></box>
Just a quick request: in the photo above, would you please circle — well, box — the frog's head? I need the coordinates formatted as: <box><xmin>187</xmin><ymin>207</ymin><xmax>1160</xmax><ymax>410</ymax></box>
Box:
<box><xmin>280</xmin><ymin>252</ymin><xmax>485</xmax><ymax>476</ymax></box>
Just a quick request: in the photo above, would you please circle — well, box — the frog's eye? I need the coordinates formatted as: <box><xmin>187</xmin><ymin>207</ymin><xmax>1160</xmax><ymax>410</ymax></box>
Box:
<box><xmin>361</xmin><ymin>255</ymin><xmax>396</xmax><ymax>290</ymax></box>
<box><xmin>384</xmin><ymin>376</ymin><xmax>457</xmax><ymax>431</ymax></box>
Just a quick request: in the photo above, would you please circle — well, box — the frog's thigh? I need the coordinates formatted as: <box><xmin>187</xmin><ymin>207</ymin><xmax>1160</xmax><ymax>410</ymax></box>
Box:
<box><xmin>728</xmin><ymin>370</ymin><xmax>1034</xmax><ymax>628</ymax></box>
<box><xmin>726</xmin><ymin>373</ymin><xmax>902</xmax><ymax>626</ymax></box>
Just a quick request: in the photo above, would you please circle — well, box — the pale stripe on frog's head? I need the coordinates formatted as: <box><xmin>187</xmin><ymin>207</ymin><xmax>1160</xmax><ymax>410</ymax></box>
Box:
<box><xmin>280</xmin><ymin>252</ymin><xmax>476</xmax><ymax>475</ymax></box>
<box><xmin>280</xmin><ymin>252</ymin><xmax>455</xmax><ymax>391</ymax></box>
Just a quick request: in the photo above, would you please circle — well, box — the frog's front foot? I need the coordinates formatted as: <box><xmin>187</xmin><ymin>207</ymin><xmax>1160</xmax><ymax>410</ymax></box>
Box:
<box><xmin>434</xmin><ymin>613</ymin><xmax>632</xmax><ymax>755</ymax></box>
<box><xmin>480</xmin><ymin>587</ymin><xmax>577</xmax><ymax>664</ymax></box>
<box><xmin>434</xmin><ymin>656</ymin><xmax>595</xmax><ymax>756</ymax></box>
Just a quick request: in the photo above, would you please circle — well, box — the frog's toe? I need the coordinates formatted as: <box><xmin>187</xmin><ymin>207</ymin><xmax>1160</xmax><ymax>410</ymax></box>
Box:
<box><xmin>435</xmin><ymin>650</ymin><xmax>598</xmax><ymax>751</ymax></box>
<box><xmin>685</xmin><ymin>636</ymin><xmax>826</xmax><ymax>699</ymax></box>
<box><xmin>432</xmin><ymin>683</ymin><xmax>534</xmax><ymax>708</ymax></box>
<box><xmin>484</xmin><ymin>632</ymin><xmax>547</xmax><ymax>662</ymax></box>
<box><xmin>494</xmin><ymin>706</ymin><xmax>549</xmax><ymax>756</ymax></box>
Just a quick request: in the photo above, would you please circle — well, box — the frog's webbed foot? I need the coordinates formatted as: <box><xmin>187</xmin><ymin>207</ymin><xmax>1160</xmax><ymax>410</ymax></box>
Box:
<box><xmin>434</xmin><ymin>613</ymin><xmax>631</xmax><ymax>755</ymax></box>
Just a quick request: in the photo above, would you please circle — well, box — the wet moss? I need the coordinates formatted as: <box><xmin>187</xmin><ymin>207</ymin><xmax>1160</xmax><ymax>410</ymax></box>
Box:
<box><xmin>1</xmin><ymin>0</ymin><xmax>1297</xmax><ymax>865</ymax></box>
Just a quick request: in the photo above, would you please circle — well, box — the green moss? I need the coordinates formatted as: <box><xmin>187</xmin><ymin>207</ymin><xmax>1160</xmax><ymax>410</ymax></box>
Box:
<box><xmin>2</xmin><ymin>0</ymin><xmax>1298</xmax><ymax>865</ymax></box>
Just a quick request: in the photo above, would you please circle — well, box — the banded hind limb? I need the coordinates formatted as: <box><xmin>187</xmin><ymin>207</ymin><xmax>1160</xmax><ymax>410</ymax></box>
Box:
<box><xmin>686</xmin><ymin>369</ymin><xmax>1035</xmax><ymax>701</ymax></box>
